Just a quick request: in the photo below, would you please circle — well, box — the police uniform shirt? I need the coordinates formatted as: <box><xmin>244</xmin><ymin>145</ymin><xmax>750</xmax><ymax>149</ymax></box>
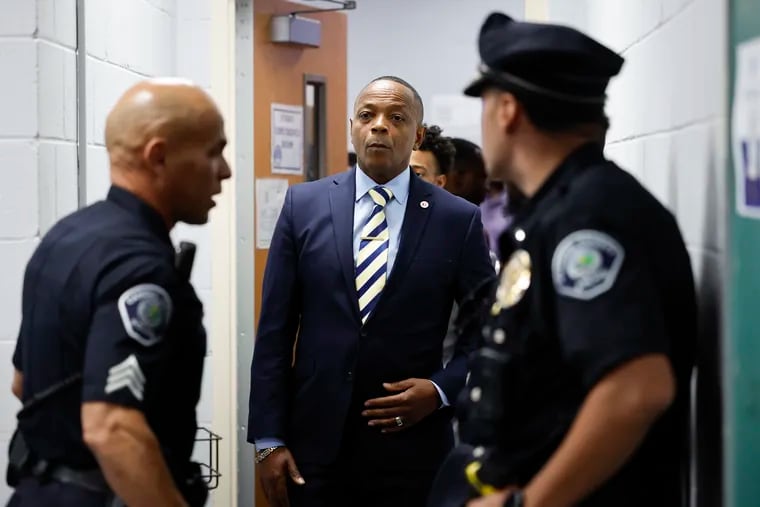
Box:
<box><xmin>485</xmin><ymin>143</ymin><xmax>697</xmax><ymax>506</ymax></box>
<box><xmin>12</xmin><ymin>186</ymin><xmax>206</xmax><ymax>470</ymax></box>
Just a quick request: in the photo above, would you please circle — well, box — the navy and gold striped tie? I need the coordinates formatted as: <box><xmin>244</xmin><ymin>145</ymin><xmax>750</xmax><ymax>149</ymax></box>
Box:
<box><xmin>356</xmin><ymin>186</ymin><xmax>393</xmax><ymax>324</ymax></box>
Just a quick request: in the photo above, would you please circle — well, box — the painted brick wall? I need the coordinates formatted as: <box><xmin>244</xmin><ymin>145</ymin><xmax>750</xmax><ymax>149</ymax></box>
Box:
<box><xmin>0</xmin><ymin>0</ymin><xmax>216</xmax><ymax>503</ymax></box>
<box><xmin>0</xmin><ymin>0</ymin><xmax>77</xmax><ymax>501</ymax></box>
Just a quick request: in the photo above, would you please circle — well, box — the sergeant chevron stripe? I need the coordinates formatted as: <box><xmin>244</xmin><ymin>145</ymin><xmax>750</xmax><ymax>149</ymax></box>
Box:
<box><xmin>105</xmin><ymin>354</ymin><xmax>146</xmax><ymax>401</ymax></box>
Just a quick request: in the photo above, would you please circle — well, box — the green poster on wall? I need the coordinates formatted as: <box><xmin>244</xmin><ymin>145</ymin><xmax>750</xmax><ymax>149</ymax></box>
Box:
<box><xmin>732</xmin><ymin>37</ymin><xmax>760</xmax><ymax>218</ymax></box>
<box><xmin>727</xmin><ymin>0</ymin><xmax>760</xmax><ymax>506</ymax></box>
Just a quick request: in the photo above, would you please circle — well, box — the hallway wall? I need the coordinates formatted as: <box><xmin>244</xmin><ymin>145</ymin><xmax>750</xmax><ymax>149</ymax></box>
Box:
<box><xmin>0</xmin><ymin>1</ymin><xmax>77</xmax><ymax>500</ymax></box>
<box><xmin>0</xmin><ymin>0</ymin><xmax>222</xmax><ymax>504</ymax></box>
<box><xmin>345</xmin><ymin>0</ymin><xmax>524</xmax><ymax>147</ymax></box>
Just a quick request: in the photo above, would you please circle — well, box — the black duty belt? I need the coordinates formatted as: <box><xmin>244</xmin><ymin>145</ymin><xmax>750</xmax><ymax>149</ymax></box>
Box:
<box><xmin>47</xmin><ymin>465</ymin><xmax>110</xmax><ymax>494</ymax></box>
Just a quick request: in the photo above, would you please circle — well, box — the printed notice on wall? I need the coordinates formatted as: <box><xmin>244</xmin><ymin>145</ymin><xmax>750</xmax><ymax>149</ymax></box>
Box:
<box><xmin>429</xmin><ymin>95</ymin><xmax>483</xmax><ymax>149</ymax></box>
<box><xmin>733</xmin><ymin>36</ymin><xmax>760</xmax><ymax>219</ymax></box>
<box><xmin>256</xmin><ymin>178</ymin><xmax>289</xmax><ymax>250</ymax></box>
<box><xmin>271</xmin><ymin>103</ymin><xmax>304</xmax><ymax>175</ymax></box>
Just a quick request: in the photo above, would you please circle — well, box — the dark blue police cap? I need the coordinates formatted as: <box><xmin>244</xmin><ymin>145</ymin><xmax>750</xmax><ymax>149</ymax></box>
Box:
<box><xmin>464</xmin><ymin>13</ymin><xmax>624</xmax><ymax>105</ymax></box>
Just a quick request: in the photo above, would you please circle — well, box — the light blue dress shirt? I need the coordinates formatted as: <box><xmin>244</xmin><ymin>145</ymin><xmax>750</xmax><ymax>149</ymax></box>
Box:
<box><xmin>255</xmin><ymin>167</ymin><xmax>449</xmax><ymax>452</ymax></box>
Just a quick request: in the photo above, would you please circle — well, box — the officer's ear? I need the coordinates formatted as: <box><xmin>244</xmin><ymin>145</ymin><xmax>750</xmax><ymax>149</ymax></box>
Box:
<box><xmin>498</xmin><ymin>92</ymin><xmax>520</xmax><ymax>135</ymax></box>
<box><xmin>143</xmin><ymin>138</ymin><xmax>167</xmax><ymax>174</ymax></box>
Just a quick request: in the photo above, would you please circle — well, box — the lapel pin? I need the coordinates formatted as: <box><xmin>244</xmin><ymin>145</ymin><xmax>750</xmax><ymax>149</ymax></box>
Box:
<box><xmin>420</xmin><ymin>200</ymin><xmax>429</xmax><ymax>209</ymax></box>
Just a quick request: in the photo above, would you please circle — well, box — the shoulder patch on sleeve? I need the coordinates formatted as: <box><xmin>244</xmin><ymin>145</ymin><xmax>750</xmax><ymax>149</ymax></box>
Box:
<box><xmin>551</xmin><ymin>230</ymin><xmax>625</xmax><ymax>301</ymax></box>
<box><xmin>117</xmin><ymin>284</ymin><xmax>172</xmax><ymax>346</ymax></box>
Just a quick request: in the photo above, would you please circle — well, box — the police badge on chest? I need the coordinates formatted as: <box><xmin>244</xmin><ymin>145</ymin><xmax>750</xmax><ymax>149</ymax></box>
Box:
<box><xmin>491</xmin><ymin>249</ymin><xmax>532</xmax><ymax>316</ymax></box>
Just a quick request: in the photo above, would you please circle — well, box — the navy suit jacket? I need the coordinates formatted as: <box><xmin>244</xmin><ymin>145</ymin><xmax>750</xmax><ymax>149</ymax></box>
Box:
<box><xmin>248</xmin><ymin>168</ymin><xmax>494</xmax><ymax>469</ymax></box>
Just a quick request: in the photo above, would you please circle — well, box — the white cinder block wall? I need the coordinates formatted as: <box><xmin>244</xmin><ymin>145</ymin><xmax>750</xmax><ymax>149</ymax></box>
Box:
<box><xmin>0</xmin><ymin>0</ymin><xmax>216</xmax><ymax>504</ymax></box>
<box><xmin>0</xmin><ymin>0</ymin><xmax>78</xmax><ymax>501</ymax></box>
<box><xmin>84</xmin><ymin>0</ymin><xmax>178</xmax><ymax>203</ymax></box>
<box><xmin>545</xmin><ymin>0</ymin><xmax>727</xmax><ymax>505</ymax></box>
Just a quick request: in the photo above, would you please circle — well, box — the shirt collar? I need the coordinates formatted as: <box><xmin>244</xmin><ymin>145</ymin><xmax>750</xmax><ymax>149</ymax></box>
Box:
<box><xmin>482</xmin><ymin>191</ymin><xmax>507</xmax><ymax>209</ymax></box>
<box><xmin>510</xmin><ymin>142</ymin><xmax>604</xmax><ymax>225</ymax></box>
<box><xmin>107</xmin><ymin>185</ymin><xmax>173</xmax><ymax>247</ymax></box>
<box><xmin>355</xmin><ymin>165</ymin><xmax>410</xmax><ymax>205</ymax></box>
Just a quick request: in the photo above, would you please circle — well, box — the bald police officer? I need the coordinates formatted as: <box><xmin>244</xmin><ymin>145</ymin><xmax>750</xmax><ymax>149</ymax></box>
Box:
<box><xmin>7</xmin><ymin>79</ymin><xmax>231</xmax><ymax>506</ymax></box>
<box><xmin>428</xmin><ymin>13</ymin><xmax>697</xmax><ymax>507</ymax></box>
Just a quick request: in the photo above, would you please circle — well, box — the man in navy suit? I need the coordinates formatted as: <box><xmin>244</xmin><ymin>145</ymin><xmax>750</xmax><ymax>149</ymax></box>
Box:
<box><xmin>248</xmin><ymin>76</ymin><xmax>495</xmax><ymax>507</ymax></box>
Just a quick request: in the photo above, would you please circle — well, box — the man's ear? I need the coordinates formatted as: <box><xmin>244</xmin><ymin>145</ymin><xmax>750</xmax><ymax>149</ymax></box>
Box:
<box><xmin>143</xmin><ymin>138</ymin><xmax>167</xmax><ymax>174</ymax></box>
<box><xmin>414</xmin><ymin>124</ymin><xmax>426</xmax><ymax>150</ymax></box>
<box><xmin>499</xmin><ymin>93</ymin><xmax>520</xmax><ymax>134</ymax></box>
<box><xmin>435</xmin><ymin>174</ymin><xmax>447</xmax><ymax>188</ymax></box>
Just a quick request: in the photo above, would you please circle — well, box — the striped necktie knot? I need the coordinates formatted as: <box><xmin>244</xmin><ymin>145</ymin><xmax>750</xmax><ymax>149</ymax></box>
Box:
<box><xmin>368</xmin><ymin>186</ymin><xmax>393</xmax><ymax>207</ymax></box>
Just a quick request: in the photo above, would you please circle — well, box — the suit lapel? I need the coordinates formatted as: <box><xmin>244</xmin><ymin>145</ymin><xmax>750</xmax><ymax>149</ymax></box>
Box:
<box><xmin>380</xmin><ymin>173</ymin><xmax>434</xmax><ymax>300</ymax></box>
<box><xmin>329</xmin><ymin>168</ymin><xmax>361</xmax><ymax>322</ymax></box>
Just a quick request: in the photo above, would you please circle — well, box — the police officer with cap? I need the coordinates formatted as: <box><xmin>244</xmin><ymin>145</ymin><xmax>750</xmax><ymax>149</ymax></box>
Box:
<box><xmin>7</xmin><ymin>78</ymin><xmax>231</xmax><ymax>506</ymax></box>
<box><xmin>427</xmin><ymin>12</ymin><xmax>697</xmax><ymax>507</ymax></box>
